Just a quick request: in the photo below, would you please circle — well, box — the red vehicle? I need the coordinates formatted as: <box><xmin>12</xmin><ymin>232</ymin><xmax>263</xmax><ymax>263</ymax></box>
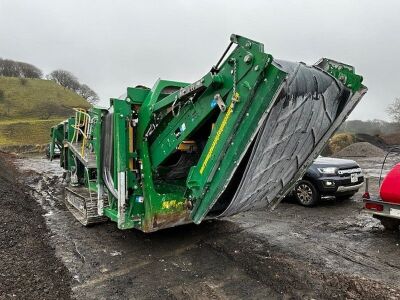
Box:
<box><xmin>363</xmin><ymin>149</ymin><xmax>400</xmax><ymax>231</ymax></box>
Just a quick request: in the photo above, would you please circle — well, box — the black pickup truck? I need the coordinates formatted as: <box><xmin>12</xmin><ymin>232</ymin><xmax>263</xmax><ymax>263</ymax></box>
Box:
<box><xmin>294</xmin><ymin>156</ymin><xmax>364</xmax><ymax>206</ymax></box>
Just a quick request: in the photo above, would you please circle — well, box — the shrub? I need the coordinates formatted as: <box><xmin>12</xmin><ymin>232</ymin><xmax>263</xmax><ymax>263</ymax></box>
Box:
<box><xmin>328</xmin><ymin>133</ymin><xmax>355</xmax><ymax>154</ymax></box>
<box><xmin>0</xmin><ymin>89</ymin><xmax>5</xmax><ymax>102</ymax></box>
<box><xmin>19</xmin><ymin>78</ymin><xmax>28</xmax><ymax>86</ymax></box>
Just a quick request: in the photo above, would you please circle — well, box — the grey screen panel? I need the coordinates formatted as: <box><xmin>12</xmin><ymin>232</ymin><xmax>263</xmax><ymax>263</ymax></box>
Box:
<box><xmin>217</xmin><ymin>60</ymin><xmax>358</xmax><ymax>217</ymax></box>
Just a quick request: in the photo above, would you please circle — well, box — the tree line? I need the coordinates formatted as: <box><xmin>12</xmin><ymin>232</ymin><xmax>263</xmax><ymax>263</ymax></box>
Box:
<box><xmin>48</xmin><ymin>70</ymin><xmax>99</xmax><ymax>104</ymax></box>
<box><xmin>338</xmin><ymin>119</ymin><xmax>400</xmax><ymax>136</ymax></box>
<box><xmin>0</xmin><ymin>58</ymin><xmax>99</xmax><ymax>104</ymax></box>
<box><xmin>0</xmin><ymin>58</ymin><xmax>42</xmax><ymax>79</ymax></box>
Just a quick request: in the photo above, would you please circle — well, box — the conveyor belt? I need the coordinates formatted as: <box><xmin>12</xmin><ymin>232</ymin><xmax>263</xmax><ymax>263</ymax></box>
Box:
<box><xmin>216</xmin><ymin>60</ymin><xmax>367</xmax><ymax>217</ymax></box>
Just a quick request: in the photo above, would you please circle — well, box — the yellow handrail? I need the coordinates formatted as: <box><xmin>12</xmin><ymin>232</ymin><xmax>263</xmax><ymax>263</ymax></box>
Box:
<box><xmin>70</xmin><ymin>108</ymin><xmax>91</xmax><ymax>157</ymax></box>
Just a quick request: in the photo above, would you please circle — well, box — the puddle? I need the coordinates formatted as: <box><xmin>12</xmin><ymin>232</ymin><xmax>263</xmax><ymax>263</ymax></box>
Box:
<box><xmin>14</xmin><ymin>157</ymin><xmax>64</xmax><ymax>177</ymax></box>
<box><xmin>13</xmin><ymin>157</ymin><xmax>86</xmax><ymax>283</ymax></box>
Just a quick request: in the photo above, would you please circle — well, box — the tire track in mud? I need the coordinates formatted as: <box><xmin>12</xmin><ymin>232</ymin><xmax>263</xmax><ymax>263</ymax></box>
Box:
<box><xmin>228</xmin><ymin>207</ymin><xmax>400</xmax><ymax>299</ymax></box>
<box><xmin>206</xmin><ymin>227</ymin><xmax>400</xmax><ymax>300</ymax></box>
<box><xmin>321</xmin><ymin>244</ymin><xmax>400</xmax><ymax>273</ymax></box>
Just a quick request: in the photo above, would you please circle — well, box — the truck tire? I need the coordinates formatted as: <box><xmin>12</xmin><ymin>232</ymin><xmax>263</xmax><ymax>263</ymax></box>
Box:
<box><xmin>294</xmin><ymin>180</ymin><xmax>319</xmax><ymax>207</ymax></box>
<box><xmin>376</xmin><ymin>216</ymin><xmax>400</xmax><ymax>231</ymax></box>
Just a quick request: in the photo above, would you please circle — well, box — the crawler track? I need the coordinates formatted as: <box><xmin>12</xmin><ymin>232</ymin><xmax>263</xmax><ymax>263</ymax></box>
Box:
<box><xmin>65</xmin><ymin>186</ymin><xmax>107</xmax><ymax>226</ymax></box>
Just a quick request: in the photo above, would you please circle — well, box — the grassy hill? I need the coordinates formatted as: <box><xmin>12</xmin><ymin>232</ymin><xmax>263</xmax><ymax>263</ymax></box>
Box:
<box><xmin>0</xmin><ymin>76</ymin><xmax>90</xmax><ymax>150</ymax></box>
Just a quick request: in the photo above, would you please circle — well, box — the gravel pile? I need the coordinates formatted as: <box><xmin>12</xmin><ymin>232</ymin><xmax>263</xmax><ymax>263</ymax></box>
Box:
<box><xmin>335</xmin><ymin>142</ymin><xmax>385</xmax><ymax>158</ymax></box>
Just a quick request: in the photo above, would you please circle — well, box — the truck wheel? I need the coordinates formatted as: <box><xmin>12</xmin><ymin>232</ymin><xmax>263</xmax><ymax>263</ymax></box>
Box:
<box><xmin>377</xmin><ymin>216</ymin><xmax>400</xmax><ymax>231</ymax></box>
<box><xmin>294</xmin><ymin>180</ymin><xmax>319</xmax><ymax>207</ymax></box>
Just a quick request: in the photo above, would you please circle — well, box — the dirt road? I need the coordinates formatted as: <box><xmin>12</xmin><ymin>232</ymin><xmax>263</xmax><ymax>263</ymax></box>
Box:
<box><xmin>3</xmin><ymin>155</ymin><xmax>400</xmax><ymax>299</ymax></box>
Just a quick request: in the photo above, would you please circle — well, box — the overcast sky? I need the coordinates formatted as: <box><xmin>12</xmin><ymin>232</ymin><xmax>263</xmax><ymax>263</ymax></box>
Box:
<box><xmin>1</xmin><ymin>0</ymin><xmax>399</xmax><ymax>120</ymax></box>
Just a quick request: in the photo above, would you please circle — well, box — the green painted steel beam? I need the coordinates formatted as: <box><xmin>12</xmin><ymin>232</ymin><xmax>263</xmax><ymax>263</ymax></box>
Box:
<box><xmin>188</xmin><ymin>56</ymin><xmax>287</xmax><ymax>223</ymax></box>
<box><xmin>315</xmin><ymin>58</ymin><xmax>364</xmax><ymax>92</ymax></box>
<box><xmin>148</xmin><ymin>41</ymin><xmax>258</xmax><ymax>168</ymax></box>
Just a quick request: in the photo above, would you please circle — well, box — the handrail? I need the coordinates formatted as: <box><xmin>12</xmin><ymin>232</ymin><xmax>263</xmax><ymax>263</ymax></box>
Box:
<box><xmin>70</xmin><ymin>108</ymin><xmax>91</xmax><ymax>157</ymax></box>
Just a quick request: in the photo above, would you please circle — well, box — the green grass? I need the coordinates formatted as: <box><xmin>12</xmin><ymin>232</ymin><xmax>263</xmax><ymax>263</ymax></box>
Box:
<box><xmin>0</xmin><ymin>76</ymin><xmax>90</xmax><ymax>120</ymax></box>
<box><xmin>0</xmin><ymin>76</ymin><xmax>90</xmax><ymax>149</ymax></box>
<box><xmin>0</xmin><ymin>119</ymin><xmax>64</xmax><ymax>146</ymax></box>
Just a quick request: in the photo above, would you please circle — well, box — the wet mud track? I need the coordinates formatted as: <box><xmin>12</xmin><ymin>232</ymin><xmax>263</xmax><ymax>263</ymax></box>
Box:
<box><xmin>0</xmin><ymin>153</ymin><xmax>70</xmax><ymax>300</ymax></box>
<box><xmin>9</xmin><ymin>156</ymin><xmax>400</xmax><ymax>299</ymax></box>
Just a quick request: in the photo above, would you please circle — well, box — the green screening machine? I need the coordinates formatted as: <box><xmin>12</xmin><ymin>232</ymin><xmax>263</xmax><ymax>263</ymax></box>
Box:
<box><xmin>49</xmin><ymin>34</ymin><xmax>367</xmax><ymax>232</ymax></box>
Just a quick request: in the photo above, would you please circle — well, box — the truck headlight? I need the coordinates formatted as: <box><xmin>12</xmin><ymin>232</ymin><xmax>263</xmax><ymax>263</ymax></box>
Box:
<box><xmin>317</xmin><ymin>167</ymin><xmax>338</xmax><ymax>175</ymax></box>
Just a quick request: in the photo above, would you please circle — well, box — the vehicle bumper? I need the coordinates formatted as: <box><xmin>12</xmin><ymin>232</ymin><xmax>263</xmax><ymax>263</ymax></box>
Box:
<box><xmin>314</xmin><ymin>174</ymin><xmax>364</xmax><ymax>196</ymax></box>
<box><xmin>363</xmin><ymin>198</ymin><xmax>400</xmax><ymax>220</ymax></box>
<box><xmin>336</xmin><ymin>182</ymin><xmax>364</xmax><ymax>192</ymax></box>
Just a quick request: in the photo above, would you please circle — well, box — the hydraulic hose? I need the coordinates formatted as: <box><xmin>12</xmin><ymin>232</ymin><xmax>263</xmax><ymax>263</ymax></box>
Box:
<box><xmin>101</xmin><ymin>112</ymin><xmax>118</xmax><ymax>199</ymax></box>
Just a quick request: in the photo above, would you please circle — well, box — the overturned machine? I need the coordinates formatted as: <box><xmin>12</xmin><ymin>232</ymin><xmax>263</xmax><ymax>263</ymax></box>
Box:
<box><xmin>50</xmin><ymin>34</ymin><xmax>367</xmax><ymax>232</ymax></box>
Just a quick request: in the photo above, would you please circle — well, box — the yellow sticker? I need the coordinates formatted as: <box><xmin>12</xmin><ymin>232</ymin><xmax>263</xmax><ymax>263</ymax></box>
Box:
<box><xmin>162</xmin><ymin>200</ymin><xmax>185</xmax><ymax>210</ymax></box>
<box><xmin>199</xmin><ymin>101</ymin><xmax>234</xmax><ymax>174</ymax></box>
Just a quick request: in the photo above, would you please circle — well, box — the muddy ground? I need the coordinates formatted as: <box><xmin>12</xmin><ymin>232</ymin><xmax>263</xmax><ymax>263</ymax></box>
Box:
<box><xmin>2</xmin><ymin>154</ymin><xmax>400</xmax><ymax>299</ymax></box>
<box><xmin>0</xmin><ymin>153</ymin><xmax>70</xmax><ymax>300</ymax></box>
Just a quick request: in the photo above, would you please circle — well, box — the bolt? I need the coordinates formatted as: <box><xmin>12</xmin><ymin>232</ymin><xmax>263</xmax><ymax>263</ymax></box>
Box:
<box><xmin>254</xmin><ymin>65</ymin><xmax>259</xmax><ymax>71</ymax></box>
<box><xmin>244</xmin><ymin>54</ymin><xmax>253</xmax><ymax>64</ymax></box>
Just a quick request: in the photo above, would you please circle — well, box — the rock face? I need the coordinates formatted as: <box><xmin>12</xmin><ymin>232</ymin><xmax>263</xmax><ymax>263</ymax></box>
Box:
<box><xmin>335</xmin><ymin>142</ymin><xmax>386</xmax><ymax>158</ymax></box>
